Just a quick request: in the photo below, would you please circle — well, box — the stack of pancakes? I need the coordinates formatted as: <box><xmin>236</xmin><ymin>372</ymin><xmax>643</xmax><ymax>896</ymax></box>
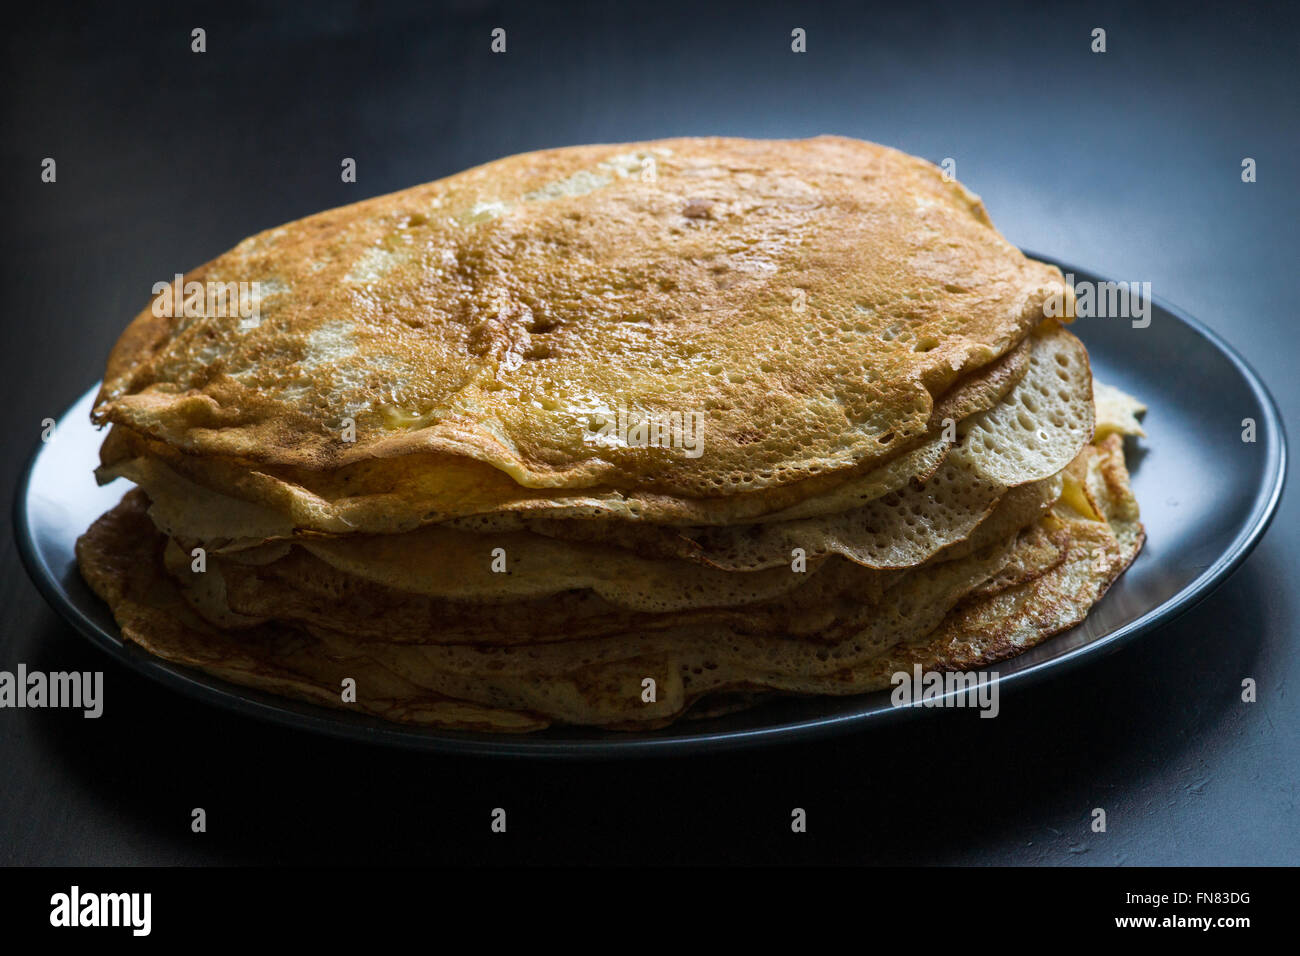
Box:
<box><xmin>77</xmin><ymin>136</ymin><xmax>1145</xmax><ymax>731</ymax></box>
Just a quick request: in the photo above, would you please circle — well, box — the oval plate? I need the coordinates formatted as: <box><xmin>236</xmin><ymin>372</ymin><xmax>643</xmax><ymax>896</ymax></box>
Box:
<box><xmin>14</xmin><ymin>258</ymin><xmax>1287</xmax><ymax>757</ymax></box>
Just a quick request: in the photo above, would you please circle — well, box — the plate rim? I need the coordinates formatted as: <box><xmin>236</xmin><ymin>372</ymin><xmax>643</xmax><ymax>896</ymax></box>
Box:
<box><xmin>13</xmin><ymin>256</ymin><xmax>1288</xmax><ymax>758</ymax></box>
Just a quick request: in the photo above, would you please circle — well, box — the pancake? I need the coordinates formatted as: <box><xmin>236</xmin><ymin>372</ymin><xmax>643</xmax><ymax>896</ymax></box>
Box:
<box><xmin>76</xmin><ymin>438</ymin><xmax>1139</xmax><ymax>730</ymax></box>
<box><xmin>75</xmin><ymin>492</ymin><xmax>549</xmax><ymax>731</ymax></box>
<box><xmin>92</xmin><ymin>136</ymin><xmax>1065</xmax><ymax>498</ymax></box>
<box><xmin>518</xmin><ymin>325</ymin><xmax>1085</xmax><ymax>571</ymax></box>
<box><xmin>947</xmin><ymin>322</ymin><xmax>1094</xmax><ymax>486</ymax></box>
<box><xmin>257</xmin><ymin>441</ymin><xmax>1135</xmax><ymax>724</ymax></box>
<box><xmin>79</xmin><ymin>487</ymin><xmax>1020</xmax><ymax>727</ymax></box>
<box><xmin>97</xmin><ymin>427</ymin><xmax>950</xmax><ymax>545</ymax></box>
<box><xmin>173</xmin><ymin>473</ymin><xmax>1061</xmax><ymax>646</ymax></box>
<box><xmin>75</xmin><ymin>135</ymin><xmax>1143</xmax><ymax>733</ymax></box>
<box><xmin>1093</xmin><ymin>380</ymin><xmax>1147</xmax><ymax>439</ymax></box>
<box><xmin>858</xmin><ymin>435</ymin><xmax>1145</xmax><ymax>683</ymax></box>
<box><xmin>93</xmin><ymin>328</ymin><xmax>1035</xmax><ymax>541</ymax></box>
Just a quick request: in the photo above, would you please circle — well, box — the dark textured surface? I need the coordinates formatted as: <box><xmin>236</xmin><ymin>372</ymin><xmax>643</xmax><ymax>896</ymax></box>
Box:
<box><xmin>1</xmin><ymin>0</ymin><xmax>1295</xmax><ymax>865</ymax></box>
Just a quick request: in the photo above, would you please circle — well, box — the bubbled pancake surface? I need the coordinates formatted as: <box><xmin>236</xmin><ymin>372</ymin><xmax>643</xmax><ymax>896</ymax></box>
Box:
<box><xmin>93</xmin><ymin>136</ymin><xmax>1066</xmax><ymax>496</ymax></box>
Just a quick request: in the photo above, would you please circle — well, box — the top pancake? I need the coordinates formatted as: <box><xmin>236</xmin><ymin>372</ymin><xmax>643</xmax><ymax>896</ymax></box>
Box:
<box><xmin>92</xmin><ymin>135</ymin><xmax>1066</xmax><ymax>497</ymax></box>
<box><xmin>89</xmin><ymin>327</ymin><xmax>1050</xmax><ymax>541</ymax></box>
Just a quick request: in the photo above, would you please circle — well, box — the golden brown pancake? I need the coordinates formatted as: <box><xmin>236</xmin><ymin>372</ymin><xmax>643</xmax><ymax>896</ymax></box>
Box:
<box><xmin>92</xmin><ymin>136</ymin><xmax>1067</xmax><ymax>498</ymax></box>
<box><xmin>77</xmin><ymin>438</ymin><xmax>1140</xmax><ymax>730</ymax></box>
<box><xmin>90</xmin><ymin>326</ymin><xmax>1078</xmax><ymax>548</ymax></box>
<box><xmin>76</xmin><ymin>136</ymin><xmax>1142</xmax><ymax>733</ymax></box>
<box><xmin>171</xmin><ymin>474</ymin><xmax>1060</xmax><ymax>646</ymax></box>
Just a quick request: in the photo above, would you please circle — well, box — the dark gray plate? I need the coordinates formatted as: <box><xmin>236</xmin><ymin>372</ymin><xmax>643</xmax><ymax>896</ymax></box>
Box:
<box><xmin>14</xmin><ymin>258</ymin><xmax>1286</xmax><ymax>757</ymax></box>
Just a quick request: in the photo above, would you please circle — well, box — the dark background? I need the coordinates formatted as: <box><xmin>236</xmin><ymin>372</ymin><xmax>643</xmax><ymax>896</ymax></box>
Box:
<box><xmin>1</xmin><ymin>0</ymin><xmax>1296</xmax><ymax>865</ymax></box>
